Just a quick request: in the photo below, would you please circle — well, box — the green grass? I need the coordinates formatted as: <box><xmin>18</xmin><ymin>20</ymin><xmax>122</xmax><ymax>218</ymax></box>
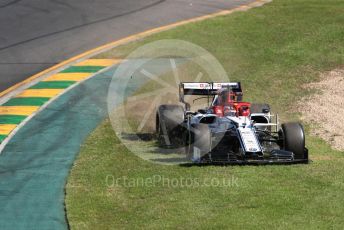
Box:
<box><xmin>66</xmin><ymin>121</ymin><xmax>344</xmax><ymax>229</ymax></box>
<box><xmin>66</xmin><ymin>0</ymin><xmax>344</xmax><ymax>229</ymax></box>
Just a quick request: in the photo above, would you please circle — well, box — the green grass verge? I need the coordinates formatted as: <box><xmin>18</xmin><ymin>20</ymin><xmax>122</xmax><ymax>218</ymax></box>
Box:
<box><xmin>66</xmin><ymin>121</ymin><xmax>344</xmax><ymax>229</ymax></box>
<box><xmin>66</xmin><ymin>0</ymin><xmax>344</xmax><ymax>229</ymax></box>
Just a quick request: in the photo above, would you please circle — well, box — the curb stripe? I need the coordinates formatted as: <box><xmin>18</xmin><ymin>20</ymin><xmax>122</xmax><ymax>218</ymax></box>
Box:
<box><xmin>43</xmin><ymin>73</ymin><xmax>92</xmax><ymax>82</ymax></box>
<box><xmin>0</xmin><ymin>59</ymin><xmax>119</xmax><ymax>145</ymax></box>
<box><xmin>30</xmin><ymin>81</ymin><xmax>76</xmax><ymax>89</ymax></box>
<box><xmin>74</xmin><ymin>59</ymin><xmax>120</xmax><ymax>67</ymax></box>
<box><xmin>0</xmin><ymin>106</ymin><xmax>40</xmax><ymax>116</ymax></box>
<box><xmin>0</xmin><ymin>59</ymin><xmax>119</xmax><ymax>146</ymax></box>
<box><xmin>0</xmin><ymin>135</ymin><xmax>6</xmax><ymax>142</ymax></box>
<box><xmin>0</xmin><ymin>124</ymin><xmax>17</xmax><ymax>135</ymax></box>
<box><xmin>61</xmin><ymin>66</ymin><xmax>104</xmax><ymax>73</ymax></box>
<box><xmin>3</xmin><ymin>97</ymin><xmax>50</xmax><ymax>106</ymax></box>
<box><xmin>16</xmin><ymin>89</ymin><xmax>65</xmax><ymax>98</ymax></box>
<box><xmin>0</xmin><ymin>115</ymin><xmax>27</xmax><ymax>124</ymax></box>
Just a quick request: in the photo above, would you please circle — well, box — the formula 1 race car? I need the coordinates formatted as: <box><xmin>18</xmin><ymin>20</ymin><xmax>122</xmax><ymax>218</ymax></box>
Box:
<box><xmin>156</xmin><ymin>82</ymin><xmax>309</xmax><ymax>164</ymax></box>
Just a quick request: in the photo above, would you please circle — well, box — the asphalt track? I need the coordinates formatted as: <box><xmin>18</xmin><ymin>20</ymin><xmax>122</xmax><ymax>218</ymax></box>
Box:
<box><xmin>0</xmin><ymin>0</ymin><xmax>255</xmax><ymax>92</ymax></box>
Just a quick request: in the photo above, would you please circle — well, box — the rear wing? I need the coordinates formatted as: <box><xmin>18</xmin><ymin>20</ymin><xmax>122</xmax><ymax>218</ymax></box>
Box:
<box><xmin>179</xmin><ymin>82</ymin><xmax>242</xmax><ymax>108</ymax></box>
<box><xmin>180</xmin><ymin>82</ymin><xmax>241</xmax><ymax>97</ymax></box>
<box><xmin>180</xmin><ymin>82</ymin><xmax>241</xmax><ymax>96</ymax></box>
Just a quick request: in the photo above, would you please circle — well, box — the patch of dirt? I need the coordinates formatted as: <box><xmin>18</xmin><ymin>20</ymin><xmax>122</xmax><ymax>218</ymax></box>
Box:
<box><xmin>300</xmin><ymin>69</ymin><xmax>344</xmax><ymax>151</ymax></box>
<box><xmin>311</xmin><ymin>155</ymin><xmax>335</xmax><ymax>161</ymax></box>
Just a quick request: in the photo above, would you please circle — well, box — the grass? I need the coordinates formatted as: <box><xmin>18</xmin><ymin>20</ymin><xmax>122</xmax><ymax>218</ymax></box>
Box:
<box><xmin>66</xmin><ymin>0</ymin><xmax>344</xmax><ymax>229</ymax></box>
<box><xmin>66</xmin><ymin>121</ymin><xmax>344</xmax><ymax>229</ymax></box>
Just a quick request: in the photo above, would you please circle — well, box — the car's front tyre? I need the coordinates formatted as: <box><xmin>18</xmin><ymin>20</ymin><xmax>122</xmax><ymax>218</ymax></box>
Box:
<box><xmin>281</xmin><ymin>122</ymin><xmax>307</xmax><ymax>160</ymax></box>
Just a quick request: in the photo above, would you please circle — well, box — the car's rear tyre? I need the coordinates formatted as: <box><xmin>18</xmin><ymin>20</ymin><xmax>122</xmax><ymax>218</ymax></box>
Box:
<box><xmin>156</xmin><ymin>104</ymin><xmax>185</xmax><ymax>147</ymax></box>
<box><xmin>186</xmin><ymin>124</ymin><xmax>211</xmax><ymax>161</ymax></box>
<box><xmin>184</xmin><ymin>129</ymin><xmax>193</xmax><ymax>158</ymax></box>
<box><xmin>281</xmin><ymin>122</ymin><xmax>306</xmax><ymax>160</ymax></box>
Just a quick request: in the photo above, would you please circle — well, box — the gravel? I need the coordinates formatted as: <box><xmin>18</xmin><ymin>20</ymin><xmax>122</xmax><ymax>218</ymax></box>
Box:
<box><xmin>300</xmin><ymin>69</ymin><xmax>344</xmax><ymax>151</ymax></box>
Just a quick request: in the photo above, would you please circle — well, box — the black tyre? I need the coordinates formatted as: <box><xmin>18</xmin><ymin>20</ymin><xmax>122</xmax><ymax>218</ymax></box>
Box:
<box><xmin>250</xmin><ymin>103</ymin><xmax>270</xmax><ymax>114</ymax></box>
<box><xmin>184</xmin><ymin>128</ymin><xmax>193</xmax><ymax>158</ymax></box>
<box><xmin>156</xmin><ymin>104</ymin><xmax>185</xmax><ymax>147</ymax></box>
<box><xmin>186</xmin><ymin>124</ymin><xmax>211</xmax><ymax>160</ymax></box>
<box><xmin>281</xmin><ymin>122</ymin><xmax>306</xmax><ymax>160</ymax></box>
<box><xmin>194</xmin><ymin>124</ymin><xmax>211</xmax><ymax>154</ymax></box>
